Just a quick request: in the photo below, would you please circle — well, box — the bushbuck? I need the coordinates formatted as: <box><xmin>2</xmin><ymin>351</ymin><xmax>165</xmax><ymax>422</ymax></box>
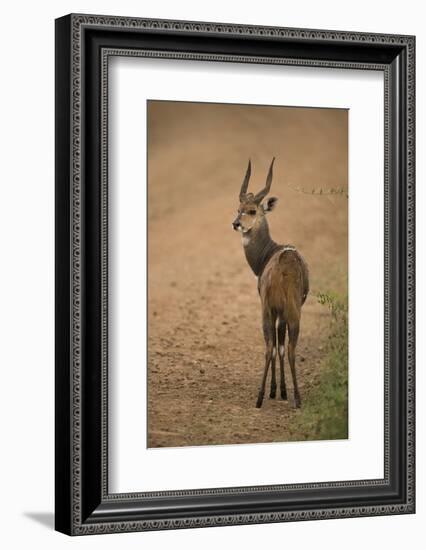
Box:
<box><xmin>232</xmin><ymin>158</ymin><xmax>309</xmax><ymax>408</ymax></box>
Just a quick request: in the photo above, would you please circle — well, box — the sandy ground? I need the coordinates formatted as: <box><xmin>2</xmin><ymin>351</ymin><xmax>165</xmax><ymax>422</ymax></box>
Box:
<box><xmin>147</xmin><ymin>101</ymin><xmax>348</xmax><ymax>448</ymax></box>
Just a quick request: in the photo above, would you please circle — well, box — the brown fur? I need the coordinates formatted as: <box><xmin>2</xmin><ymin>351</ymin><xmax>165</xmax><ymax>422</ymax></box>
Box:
<box><xmin>233</xmin><ymin>159</ymin><xmax>309</xmax><ymax>409</ymax></box>
<box><xmin>259</xmin><ymin>249</ymin><xmax>307</xmax><ymax>321</ymax></box>
<box><xmin>257</xmin><ymin>248</ymin><xmax>309</xmax><ymax>409</ymax></box>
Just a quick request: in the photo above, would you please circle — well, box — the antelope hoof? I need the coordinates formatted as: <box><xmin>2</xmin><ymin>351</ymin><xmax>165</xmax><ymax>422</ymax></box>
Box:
<box><xmin>281</xmin><ymin>389</ymin><xmax>288</xmax><ymax>401</ymax></box>
<box><xmin>269</xmin><ymin>388</ymin><xmax>276</xmax><ymax>399</ymax></box>
<box><xmin>294</xmin><ymin>395</ymin><xmax>301</xmax><ymax>408</ymax></box>
<box><xmin>256</xmin><ymin>393</ymin><xmax>264</xmax><ymax>408</ymax></box>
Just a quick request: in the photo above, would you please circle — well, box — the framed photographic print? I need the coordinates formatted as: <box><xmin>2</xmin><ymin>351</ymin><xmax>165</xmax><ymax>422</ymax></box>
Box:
<box><xmin>55</xmin><ymin>14</ymin><xmax>415</xmax><ymax>535</ymax></box>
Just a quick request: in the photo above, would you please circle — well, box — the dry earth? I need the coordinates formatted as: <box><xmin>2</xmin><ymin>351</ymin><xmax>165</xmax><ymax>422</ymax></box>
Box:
<box><xmin>146</xmin><ymin>101</ymin><xmax>348</xmax><ymax>447</ymax></box>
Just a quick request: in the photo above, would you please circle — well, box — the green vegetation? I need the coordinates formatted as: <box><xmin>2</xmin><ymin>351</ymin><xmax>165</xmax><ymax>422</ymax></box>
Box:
<box><xmin>290</xmin><ymin>185</ymin><xmax>349</xmax><ymax>198</ymax></box>
<box><xmin>293</xmin><ymin>291</ymin><xmax>348</xmax><ymax>441</ymax></box>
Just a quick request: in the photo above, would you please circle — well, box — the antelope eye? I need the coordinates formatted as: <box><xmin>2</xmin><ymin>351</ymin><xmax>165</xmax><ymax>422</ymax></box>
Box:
<box><xmin>248</xmin><ymin>209</ymin><xmax>256</xmax><ymax>215</ymax></box>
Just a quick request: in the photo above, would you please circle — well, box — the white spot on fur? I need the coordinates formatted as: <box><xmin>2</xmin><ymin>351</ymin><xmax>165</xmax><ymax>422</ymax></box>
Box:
<box><xmin>279</xmin><ymin>345</ymin><xmax>285</xmax><ymax>356</ymax></box>
<box><xmin>242</xmin><ymin>235</ymin><xmax>251</xmax><ymax>246</ymax></box>
<box><xmin>272</xmin><ymin>348</ymin><xmax>277</xmax><ymax>358</ymax></box>
<box><xmin>283</xmin><ymin>246</ymin><xmax>296</xmax><ymax>252</ymax></box>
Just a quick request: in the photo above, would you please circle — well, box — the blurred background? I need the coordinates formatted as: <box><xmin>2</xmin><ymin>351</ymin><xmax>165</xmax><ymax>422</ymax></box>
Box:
<box><xmin>147</xmin><ymin>100</ymin><xmax>348</xmax><ymax>448</ymax></box>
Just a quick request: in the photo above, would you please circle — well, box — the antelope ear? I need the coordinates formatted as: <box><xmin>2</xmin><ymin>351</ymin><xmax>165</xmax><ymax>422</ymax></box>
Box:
<box><xmin>264</xmin><ymin>196</ymin><xmax>278</xmax><ymax>213</ymax></box>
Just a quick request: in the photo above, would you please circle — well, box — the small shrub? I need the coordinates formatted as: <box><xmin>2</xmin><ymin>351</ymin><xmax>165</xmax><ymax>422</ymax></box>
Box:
<box><xmin>291</xmin><ymin>291</ymin><xmax>348</xmax><ymax>441</ymax></box>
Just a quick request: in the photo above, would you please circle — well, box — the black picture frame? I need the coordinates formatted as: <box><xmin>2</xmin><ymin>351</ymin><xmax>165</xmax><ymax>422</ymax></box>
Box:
<box><xmin>55</xmin><ymin>13</ymin><xmax>415</xmax><ymax>536</ymax></box>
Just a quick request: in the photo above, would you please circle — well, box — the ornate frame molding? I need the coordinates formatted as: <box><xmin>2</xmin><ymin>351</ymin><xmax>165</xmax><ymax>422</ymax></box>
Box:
<box><xmin>55</xmin><ymin>14</ymin><xmax>415</xmax><ymax>536</ymax></box>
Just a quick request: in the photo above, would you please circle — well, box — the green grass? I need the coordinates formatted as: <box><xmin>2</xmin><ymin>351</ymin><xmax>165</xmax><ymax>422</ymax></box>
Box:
<box><xmin>293</xmin><ymin>291</ymin><xmax>348</xmax><ymax>441</ymax></box>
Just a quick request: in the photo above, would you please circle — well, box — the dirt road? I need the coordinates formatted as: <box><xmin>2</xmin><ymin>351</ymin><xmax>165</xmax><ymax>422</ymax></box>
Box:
<box><xmin>147</xmin><ymin>101</ymin><xmax>348</xmax><ymax>447</ymax></box>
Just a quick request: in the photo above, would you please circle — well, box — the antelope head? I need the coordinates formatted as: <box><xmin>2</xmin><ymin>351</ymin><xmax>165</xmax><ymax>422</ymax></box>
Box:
<box><xmin>232</xmin><ymin>158</ymin><xmax>278</xmax><ymax>234</ymax></box>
